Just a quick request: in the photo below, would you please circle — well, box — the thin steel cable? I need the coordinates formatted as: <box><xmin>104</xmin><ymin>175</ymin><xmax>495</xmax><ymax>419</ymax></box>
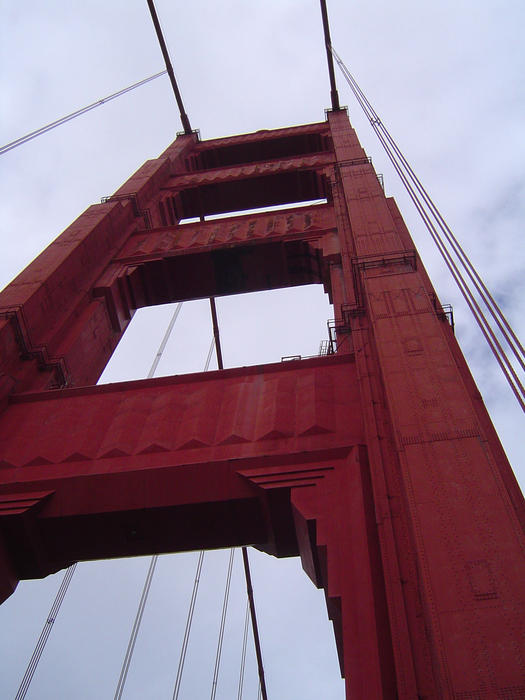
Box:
<box><xmin>14</xmin><ymin>564</ymin><xmax>77</xmax><ymax>700</ymax></box>
<box><xmin>368</xmin><ymin>117</ymin><xmax>525</xmax><ymax>409</ymax></box>
<box><xmin>1</xmin><ymin>71</ymin><xmax>167</xmax><ymax>156</ymax></box>
<box><xmin>236</xmin><ymin>601</ymin><xmax>250</xmax><ymax>700</ymax></box>
<box><xmin>335</xmin><ymin>50</ymin><xmax>525</xmax><ymax>373</ymax></box>
<box><xmin>148</xmin><ymin>303</ymin><xmax>183</xmax><ymax>378</ymax></box>
<box><xmin>172</xmin><ymin>551</ymin><xmax>205</xmax><ymax>700</ymax></box>
<box><xmin>367</xmin><ymin>116</ymin><xmax>525</xmax><ymax>409</ymax></box>
<box><xmin>16</xmin><ymin>303</ymin><xmax>183</xmax><ymax>700</ymax></box>
<box><xmin>330</xmin><ymin>45</ymin><xmax>525</xmax><ymax>409</ymax></box>
<box><xmin>207</xmin><ymin>300</ymin><xmax>269</xmax><ymax>699</ymax></box>
<box><xmin>332</xmin><ymin>48</ymin><xmax>524</xmax><ymax>364</ymax></box>
<box><xmin>383</xmin><ymin>132</ymin><xmax>525</xmax><ymax>370</ymax></box>
<box><xmin>333</xmin><ymin>52</ymin><xmax>525</xmax><ymax>366</ymax></box>
<box><xmin>114</xmin><ymin>556</ymin><xmax>158</xmax><ymax>700</ymax></box>
<box><xmin>210</xmin><ymin>549</ymin><xmax>236</xmax><ymax>700</ymax></box>
<box><xmin>204</xmin><ymin>337</ymin><xmax>215</xmax><ymax>372</ymax></box>
<box><xmin>113</xmin><ymin>302</ymin><xmax>183</xmax><ymax>699</ymax></box>
<box><xmin>171</xmin><ymin>338</ymin><xmax>223</xmax><ymax>699</ymax></box>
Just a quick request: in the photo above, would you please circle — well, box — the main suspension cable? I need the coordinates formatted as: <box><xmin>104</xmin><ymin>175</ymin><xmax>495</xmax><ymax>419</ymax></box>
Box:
<box><xmin>373</xmin><ymin>124</ymin><xmax>525</xmax><ymax>410</ymax></box>
<box><xmin>337</xmin><ymin>52</ymin><xmax>525</xmax><ymax>374</ymax></box>
<box><xmin>0</xmin><ymin>70</ymin><xmax>167</xmax><ymax>156</ymax></box>
<box><xmin>14</xmin><ymin>564</ymin><xmax>77</xmax><ymax>700</ymax></box>
<box><xmin>349</xmin><ymin>91</ymin><xmax>525</xmax><ymax>409</ymax></box>
<box><xmin>329</xmin><ymin>45</ymin><xmax>524</xmax><ymax>410</ymax></box>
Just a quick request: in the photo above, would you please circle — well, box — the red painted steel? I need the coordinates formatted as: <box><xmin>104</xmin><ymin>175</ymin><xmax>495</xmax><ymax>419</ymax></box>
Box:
<box><xmin>0</xmin><ymin>111</ymin><xmax>524</xmax><ymax>698</ymax></box>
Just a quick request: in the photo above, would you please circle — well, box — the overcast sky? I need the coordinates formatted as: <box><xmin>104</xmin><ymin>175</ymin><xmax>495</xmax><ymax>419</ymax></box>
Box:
<box><xmin>1</xmin><ymin>1</ymin><xmax>524</xmax><ymax>698</ymax></box>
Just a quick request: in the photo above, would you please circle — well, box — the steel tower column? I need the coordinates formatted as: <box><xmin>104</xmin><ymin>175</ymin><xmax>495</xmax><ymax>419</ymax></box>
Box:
<box><xmin>0</xmin><ymin>112</ymin><xmax>523</xmax><ymax>698</ymax></box>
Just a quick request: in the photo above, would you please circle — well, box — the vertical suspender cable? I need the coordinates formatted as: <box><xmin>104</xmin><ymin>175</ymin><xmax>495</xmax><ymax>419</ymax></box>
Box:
<box><xmin>113</xmin><ymin>302</ymin><xmax>183</xmax><ymax>700</ymax></box>
<box><xmin>210</xmin><ymin>549</ymin><xmax>236</xmax><ymax>700</ymax></box>
<box><xmin>172</xmin><ymin>551</ymin><xmax>205</xmax><ymax>700</ymax></box>
<box><xmin>170</xmin><ymin>338</ymin><xmax>217</xmax><ymax>699</ymax></box>
<box><xmin>114</xmin><ymin>557</ymin><xmax>158</xmax><ymax>700</ymax></box>
<box><xmin>14</xmin><ymin>564</ymin><xmax>77</xmax><ymax>700</ymax></box>
<box><xmin>208</xmin><ymin>302</ymin><xmax>269</xmax><ymax>700</ymax></box>
<box><xmin>147</xmin><ymin>303</ymin><xmax>183</xmax><ymax>379</ymax></box>
<box><xmin>204</xmin><ymin>337</ymin><xmax>215</xmax><ymax>372</ymax></box>
<box><xmin>236</xmin><ymin>601</ymin><xmax>250</xmax><ymax>700</ymax></box>
<box><xmin>14</xmin><ymin>308</ymin><xmax>184</xmax><ymax>700</ymax></box>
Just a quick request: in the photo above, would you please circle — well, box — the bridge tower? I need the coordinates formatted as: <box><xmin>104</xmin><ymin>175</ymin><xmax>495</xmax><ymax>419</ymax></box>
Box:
<box><xmin>0</xmin><ymin>108</ymin><xmax>524</xmax><ymax>698</ymax></box>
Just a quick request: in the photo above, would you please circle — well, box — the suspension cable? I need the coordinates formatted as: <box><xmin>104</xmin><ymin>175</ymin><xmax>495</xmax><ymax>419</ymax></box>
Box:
<box><xmin>15</xmin><ymin>303</ymin><xmax>183</xmax><ymax>700</ymax></box>
<box><xmin>14</xmin><ymin>564</ymin><xmax>77</xmax><ymax>700</ymax></box>
<box><xmin>147</xmin><ymin>302</ymin><xmax>183</xmax><ymax>378</ymax></box>
<box><xmin>372</xmin><ymin>125</ymin><xmax>525</xmax><ymax>410</ymax></box>
<box><xmin>113</xmin><ymin>302</ymin><xmax>183</xmax><ymax>699</ymax></box>
<box><xmin>236</xmin><ymin>601</ymin><xmax>250</xmax><ymax>700</ymax></box>
<box><xmin>171</xmin><ymin>551</ymin><xmax>205</xmax><ymax>699</ymax></box>
<box><xmin>352</xmin><ymin>100</ymin><xmax>525</xmax><ymax>409</ymax></box>
<box><xmin>204</xmin><ymin>336</ymin><xmax>215</xmax><ymax>372</ymax></box>
<box><xmin>332</xmin><ymin>46</ymin><xmax>524</xmax><ymax>366</ymax></box>
<box><xmin>0</xmin><ymin>71</ymin><xmax>167</xmax><ymax>156</ymax></box>
<box><xmin>329</xmin><ymin>45</ymin><xmax>525</xmax><ymax>410</ymax></box>
<box><xmin>210</xmin><ymin>549</ymin><xmax>236</xmax><ymax>700</ymax></box>
<box><xmin>335</xmin><ymin>51</ymin><xmax>525</xmax><ymax>374</ymax></box>
<box><xmin>208</xmin><ymin>299</ymin><xmax>269</xmax><ymax>699</ymax></box>
<box><xmin>169</xmin><ymin>337</ymin><xmax>218</xmax><ymax>697</ymax></box>
<box><xmin>114</xmin><ymin>556</ymin><xmax>158</xmax><ymax>700</ymax></box>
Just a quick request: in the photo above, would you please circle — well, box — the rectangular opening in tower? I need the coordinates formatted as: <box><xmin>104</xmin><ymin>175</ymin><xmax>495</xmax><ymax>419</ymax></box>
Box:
<box><xmin>186</xmin><ymin>130</ymin><xmax>332</xmax><ymax>171</ymax></box>
<box><xmin>177</xmin><ymin>198</ymin><xmax>327</xmax><ymax>226</ymax></box>
<box><xmin>160</xmin><ymin>170</ymin><xmax>328</xmax><ymax>224</ymax></box>
<box><xmin>98</xmin><ymin>285</ymin><xmax>333</xmax><ymax>384</ymax></box>
<box><xmin>124</xmin><ymin>235</ymin><xmax>332</xmax><ymax>310</ymax></box>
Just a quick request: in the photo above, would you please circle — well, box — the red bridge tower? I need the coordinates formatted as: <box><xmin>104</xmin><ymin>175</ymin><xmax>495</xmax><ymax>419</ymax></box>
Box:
<box><xmin>0</xmin><ymin>109</ymin><xmax>523</xmax><ymax>698</ymax></box>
